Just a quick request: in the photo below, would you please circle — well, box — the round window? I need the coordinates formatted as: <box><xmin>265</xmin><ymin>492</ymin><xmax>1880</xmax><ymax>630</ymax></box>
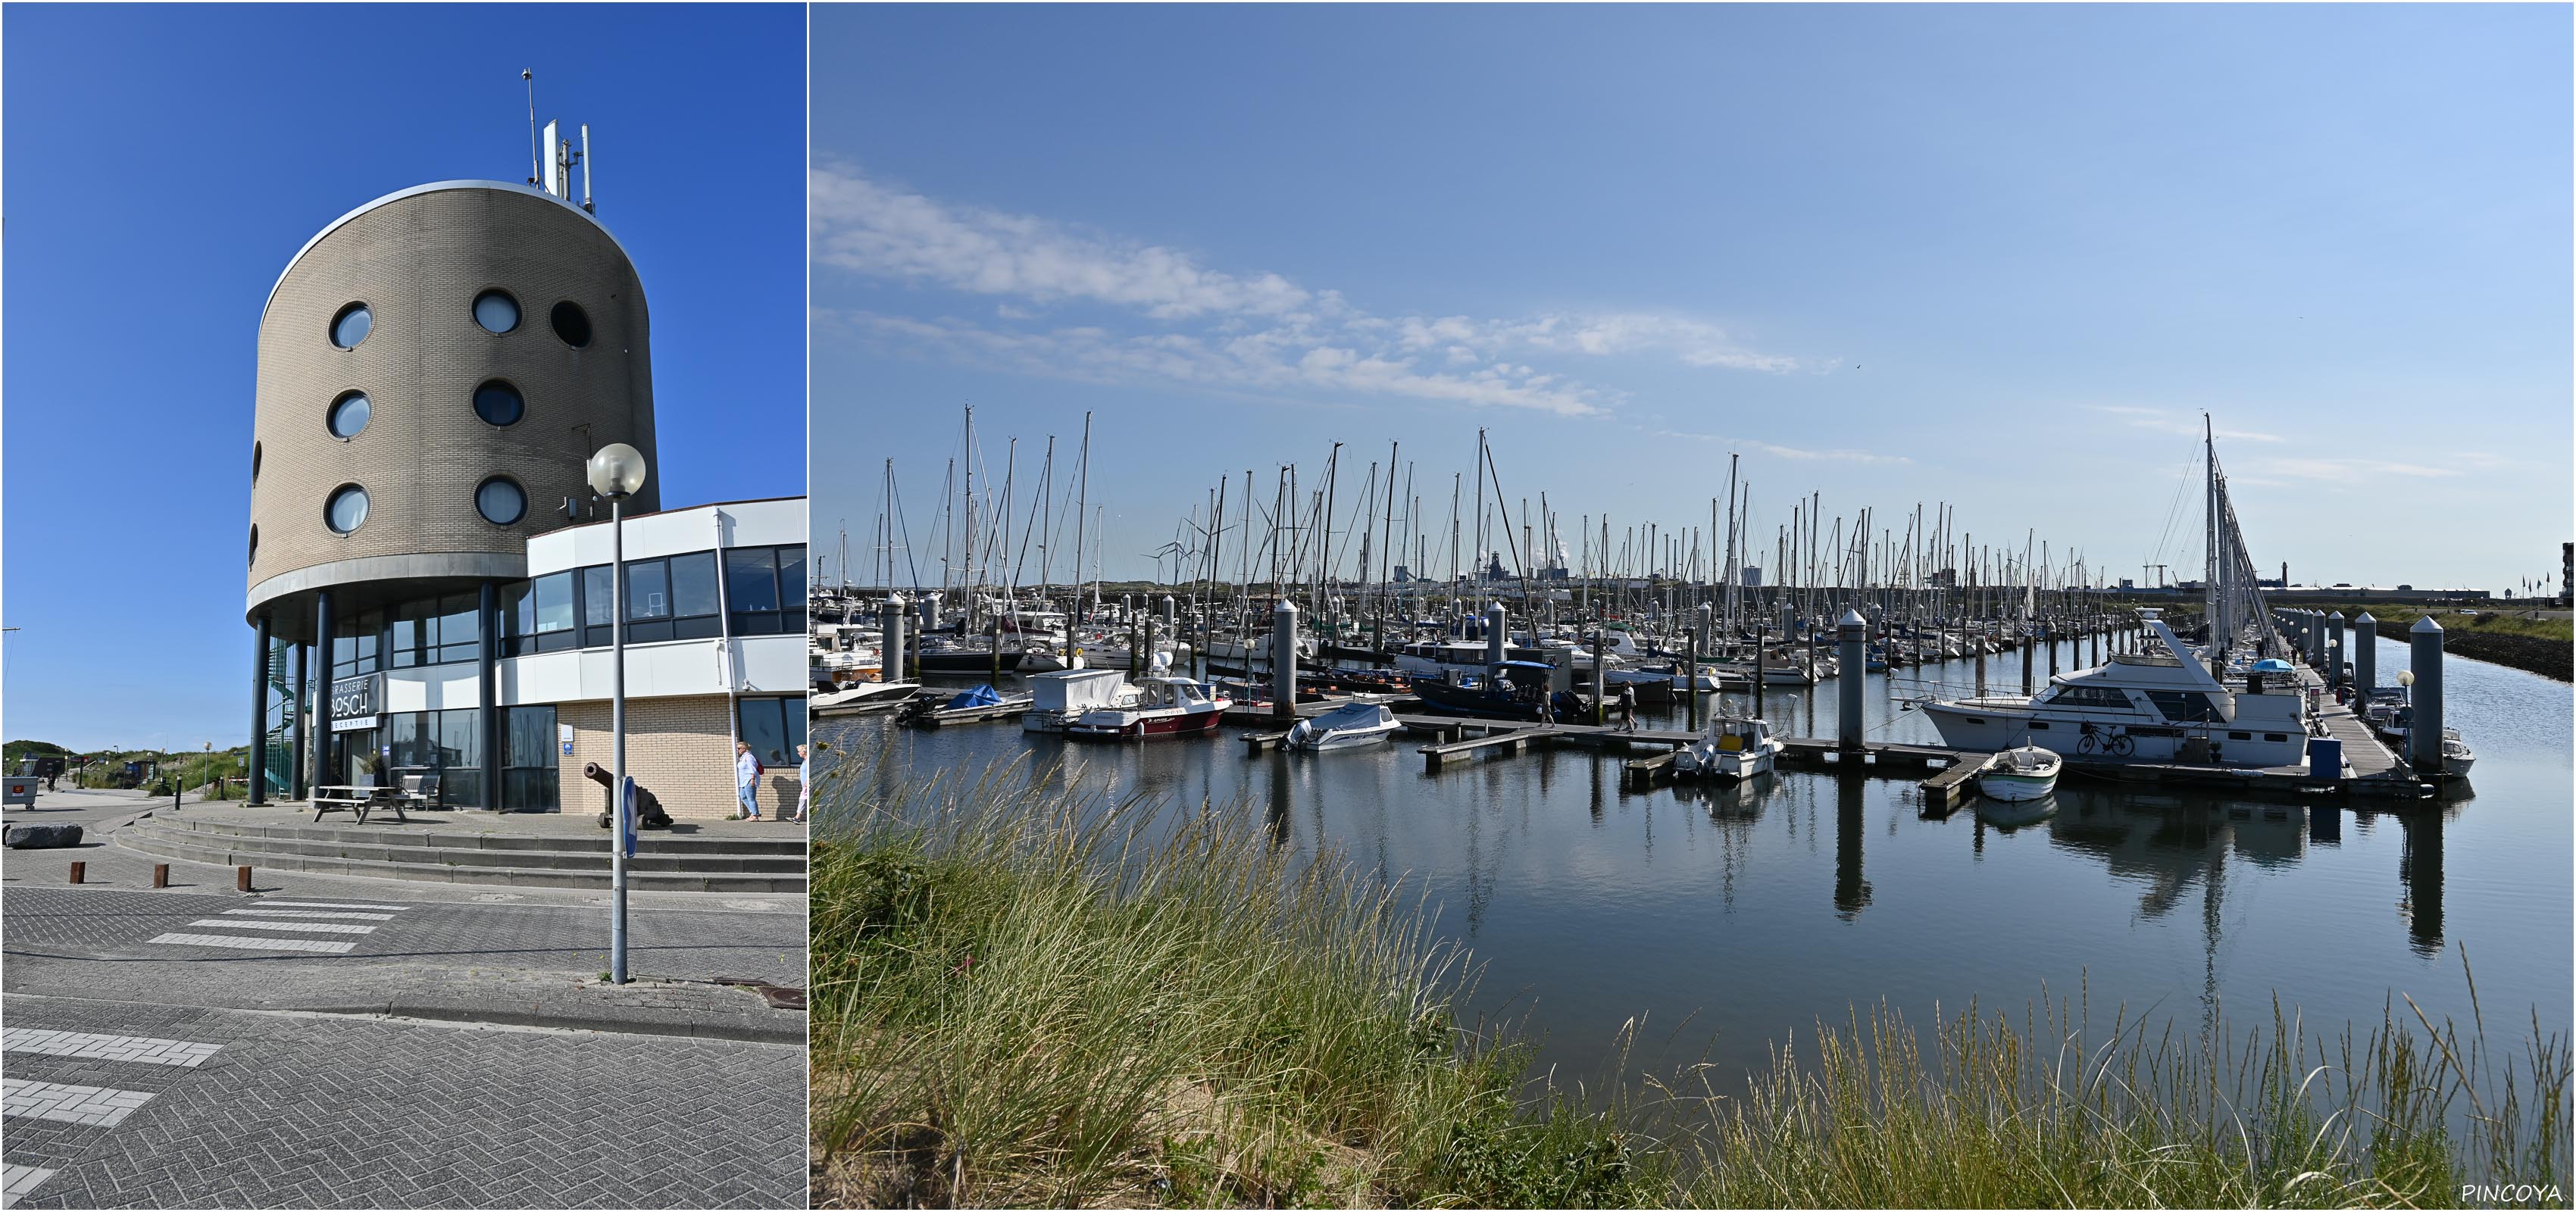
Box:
<box><xmin>476</xmin><ymin>476</ymin><xmax>527</xmax><ymax>526</ymax></box>
<box><xmin>473</xmin><ymin>380</ymin><xmax>524</xmax><ymax>427</ymax></box>
<box><xmin>550</xmin><ymin>301</ymin><xmax>592</xmax><ymax>348</ymax></box>
<box><xmin>474</xmin><ymin>289</ymin><xmax>520</xmax><ymax>334</ymax></box>
<box><xmin>325</xmin><ymin>485</ymin><xmax>369</xmax><ymax>535</ymax></box>
<box><xmin>252</xmin><ymin>441</ymin><xmax>263</xmax><ymax>481</ymax></box>
<box><xmin>328</xmin><ymin>392</ymin><xmax>370</xmax><ymax>439</ymax></box>
<box><xmin>331</xmin><ymin>302</ymin><xmax>373</xmax><ymax>349</ymax></box>
<box><xmin>249</xmin><ymin>525</ymin><xmax>259</xmax><ymax>567</ymax></box>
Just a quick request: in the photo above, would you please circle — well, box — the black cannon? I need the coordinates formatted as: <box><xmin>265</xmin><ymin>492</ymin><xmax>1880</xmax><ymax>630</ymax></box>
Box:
<box><xmin>582</xmin><ymin>762</ymin><xmax>674</xmax><ymax>830</ymax></box>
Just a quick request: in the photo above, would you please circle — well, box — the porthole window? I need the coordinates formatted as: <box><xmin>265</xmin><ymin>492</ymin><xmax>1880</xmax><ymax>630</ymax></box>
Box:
<box><xmin>331</xmin><ymin>303</ymin><xmax>373</xmax><ymax>349</ymax></box>
<box><xmin>551</xmin><ymin>301</ymin><xmax>592</xmax><ymax>348</ymax></box>
<box><xmin>474</xmin><ymin>289</ymin><xmax>521</xmax><ymax>334</ymax></box>
<box><xmin>475</xmin><ymin>476</ymin><xmax>527</xmax><ymax>526</ymax></box>
<box><xmin>249</xmin><ymin>525</ymin><xmax>258</xmax><ymax>567</ymax></box>
<box><xmin>473</xmin><ymin>380</ymin><xmax>524</xmax><ymax>427</ymax></box>
<box><xmin>252</xmin><ymin>442</ymin><xmax>262</xmax><ymax>481</ymax></box>
<box><xmin>328</xmin><ymin>391</ymin><xmax>371</xmax><ymax>439</ymax></box>
<box><xmin>325</xmin><ymin>484</ymin><xmax>369</xmax><ymax>534</ymax></box>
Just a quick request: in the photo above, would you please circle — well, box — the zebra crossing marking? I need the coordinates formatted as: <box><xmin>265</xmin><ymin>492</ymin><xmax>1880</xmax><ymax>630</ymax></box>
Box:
<box><xmin>143</xmin><ymin>932</ymin><xmax>355</xmax><ymax>954</ymax></box>
<box><xmin>4</xmin><ymin>1163</ymin><xmax>57</xmax><ymax>1209</ymax></box>
<box><xmin>1</xmin><ymin>1029</ymin><xmax>222</xmax><ymax>1068</ymax></box>
<box><xmin>2</xmin><ymin>1079</ymin><xmax>155</xmax><ymax>1128</ymax></box>
<box><xmin>220</xmin><ymin>909</ymin><xmax>395</xmax><ymax>921</ymax></box>
<box><xmin>252</xmin><ymin>901</ymin><xmax>410</xmax><ymax>911</ymax></box>
<box><xmin>185</xmin><ymin>919</ymin><xmax>376</xmax><ymax>936</ymax></box>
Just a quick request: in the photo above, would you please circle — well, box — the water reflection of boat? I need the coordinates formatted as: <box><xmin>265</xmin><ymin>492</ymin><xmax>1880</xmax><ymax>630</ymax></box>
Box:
<box><xmin>1974</xmin><ymin>794</ymin><xmax>2058</xmax><ymax>831</ymax></box>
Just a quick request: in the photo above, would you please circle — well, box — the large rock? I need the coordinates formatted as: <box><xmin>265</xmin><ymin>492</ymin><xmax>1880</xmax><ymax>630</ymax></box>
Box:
<box><xmin>5</xmin><ymin>823</ymin><xmax>83</xmax><ymax>849</ymax></box>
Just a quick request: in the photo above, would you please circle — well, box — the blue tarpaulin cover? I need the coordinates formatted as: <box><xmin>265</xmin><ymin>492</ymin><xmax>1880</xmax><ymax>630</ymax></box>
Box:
<box><xmin>2252</xmin><ymin>658</ymin><xmax>2296</xmax><ymax>672</ymax></box>
<box><xmin>946</xmin><ymin>684</ymin><xmax>1003</xmax><ymax>709</ymax></box>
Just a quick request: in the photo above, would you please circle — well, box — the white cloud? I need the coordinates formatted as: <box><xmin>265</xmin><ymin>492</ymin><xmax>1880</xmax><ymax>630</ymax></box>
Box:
<box><xmin>811</xmin><ymin>163</ymin><xmax>1810</xmax><ymax>419</ymax></box>
<box><xmin>1644</xmin><ymin>427</ymin><xmax>1914</xmax><ymax>465</ymax></box>
<box><xmin>2083</xmin><ymin>405</ymin><xmax>2287</xmax><ymax>444</ymax></box>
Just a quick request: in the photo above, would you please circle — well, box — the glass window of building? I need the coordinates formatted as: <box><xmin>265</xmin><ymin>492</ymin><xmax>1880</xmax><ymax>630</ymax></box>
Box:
<box><xmin>626</xmin><ymin>561</ymin><xmax>671</xmax><ymax>620</ymax></box>
<box><xmin>325</xmin><ymin>484</ymin><xmax>369</xmax><ymax>534</ymax></box>
<box><xmin>390</xmin><ymin>601</ymin><xmax>430</xmax><ymax>669</ymax></box>
<box><xmin>331</xmin><ymin>302</ymin><xmax>372</xmax><ymax>349</ymax></box>
<box><xmin>551</xmin><ymin>301</ymin><xmax>592</xmax><ymax>348</ymax></box>
<box><xmin>473</xmin><ymin>380</ymin><xmax>524</xmax><ymax>427</ymax></box>
<box><xmin>580</xmin><ymin>565</ymin><xmax>616</xmax><ymax>647</ymax></box>
<box><xmin>736</xmin><ymin>697</ymin><xmax>805</xmax><ymax>769</ymax></box>
<box><xmin>473</xmin><ymin>289</ymin><xmax>520</xmax><ymax>335</ymax></box>
<box><xmin>667</xmin><ymin>552</ymin><xmax>724</xmax><ymax>639</ymax></box>
<box><xmin>436</xmin><ymin>593</ymin><xmax>481</xmax><ymax>664</ymax></box>
<box><xmin>725</xmin><ymin>548</ymin><xmax>778</xmax><ymax>613</ymax></box>
<box><xmin>252</xmin><ymin>442</ymin><xmax>262</xmax><ymax>481</ymax></box>
<box><xmin>248</xmin><ymin>525</ymin><xmax>258</xmax><ymax>567</ymax></box>
<box><xmin>502</xmin><ymin>705</ymin><xmax>558</xmax><ymax>811</ymax></box>
<box><xmin>476</xmin><ymin>477</ymin><xmax>527</xmax><ymax>526</ymax></box>
<box><xmin>327</xmin><ymin>392</ymin><xmax>370</xmax><ymax>439</ymax></box>
<box><xmin>778</xmin><ymin>545</ymin><xmax>808</xmax><ymax>608</ymax></box>
<box><xmin>533</xmin><ymin>572</ymin><xmax>576</xmax><ymax>638</ymax></box>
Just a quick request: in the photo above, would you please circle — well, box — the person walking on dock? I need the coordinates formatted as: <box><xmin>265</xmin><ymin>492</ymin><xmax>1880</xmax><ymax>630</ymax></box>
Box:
<box><xmin>1619</xmin><ymin>684</ymin><xmax>1638</xmax><ymax>733</ymax></box>
<box><xmin>734</xmin><ymin>741</ymin><xmax>764</xmax><ymax>820</ymax></box>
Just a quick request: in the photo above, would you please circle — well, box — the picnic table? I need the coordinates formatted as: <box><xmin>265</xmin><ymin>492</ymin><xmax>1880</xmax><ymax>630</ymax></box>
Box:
<box><xmin>310</xmin><ymin>782</ymin><xmax>424</xmax><ymax>824</ymax></box>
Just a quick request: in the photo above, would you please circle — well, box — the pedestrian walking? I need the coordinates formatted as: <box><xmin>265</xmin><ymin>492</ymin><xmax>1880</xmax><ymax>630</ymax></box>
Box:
<box><xmin>734</xmin><ymin>741</ymin><xmax>763</xmax><ymax>820</ymax></box>
<box><xmin>1619</xmin><ymin>683</ymin><xmax>1638</xmax><ymax>733</ymax></box>
<box><xmin>1537</xmin><ymin>692</ymin><xmax>1555</xmax><ymax>729</ymax></box>
<box><xmin>789</xmin><ymin>743</ymin><xmax>809</xmax><ymax>823</ymax></box>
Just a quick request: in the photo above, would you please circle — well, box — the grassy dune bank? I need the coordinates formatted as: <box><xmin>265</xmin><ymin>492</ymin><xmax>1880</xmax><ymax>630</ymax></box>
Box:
<box><xmin>808</xmin><ymin>742</ymin><xmax>2568</xmax><ymax>1208</ymax></box>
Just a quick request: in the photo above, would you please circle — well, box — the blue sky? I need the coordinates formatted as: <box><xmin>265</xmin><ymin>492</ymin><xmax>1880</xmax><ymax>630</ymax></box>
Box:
<box><xmin>812</xmin><ymin>4</ymin><xmax>2569</xmax><ymax>597</ymax></box>
<box><xmin>3</xmin><ymin>3</ymin><xmax>806</xmax><ymax>751</ymax></box>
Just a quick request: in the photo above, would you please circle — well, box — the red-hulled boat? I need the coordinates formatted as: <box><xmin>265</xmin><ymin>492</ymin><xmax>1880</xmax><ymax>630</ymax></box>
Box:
<box><xmin>1065</xmin><ymin>673</ymin><xmax>1232</xmax><ymax>740</ymax></box>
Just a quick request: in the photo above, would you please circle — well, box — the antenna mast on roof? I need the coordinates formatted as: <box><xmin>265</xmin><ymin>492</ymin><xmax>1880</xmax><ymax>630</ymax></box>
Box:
<box><xmin>526</xmin><ymin>70</ymin><xmax>595</xmax><ymax>213</ymax></box>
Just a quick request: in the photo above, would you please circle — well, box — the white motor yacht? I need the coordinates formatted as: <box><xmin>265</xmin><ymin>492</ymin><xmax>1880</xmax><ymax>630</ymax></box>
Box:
<box><xmin>1918</xmin><ymin>610</ymin><xmax>2308</xmax><ymax>768</ymax></box>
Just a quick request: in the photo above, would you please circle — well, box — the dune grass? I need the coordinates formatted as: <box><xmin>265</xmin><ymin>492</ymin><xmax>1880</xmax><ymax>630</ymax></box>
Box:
<box><xmin>808</xmin><ymin>739</ymin><xmax>2569</xmax><ymax>1207</ymax></box>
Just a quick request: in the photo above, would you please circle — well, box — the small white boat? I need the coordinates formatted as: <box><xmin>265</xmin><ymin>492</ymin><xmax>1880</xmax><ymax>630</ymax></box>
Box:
<box><xmin>1978</xmin><ymin>745</ymin><xmax>2062</xmax><ymax>801</ymax></box>
<box><xmin>1286</xmin><ymin>701</ymin><xmax>1401</xmax><ymax>751</ymax></box>
<box><xmin>1674</xmin><ymin>717</ymin><xmax>1784</xmax><ymax>782</ymax></box>
<box><xmin>2439</xmin><ymin>728</ymin><xmax>2475</xmax><ymax>775</ymax></box>
<box><xmin>811</xmin><ymin>682</ymin><xmax>921</xmax><ymax>716</ymax></box>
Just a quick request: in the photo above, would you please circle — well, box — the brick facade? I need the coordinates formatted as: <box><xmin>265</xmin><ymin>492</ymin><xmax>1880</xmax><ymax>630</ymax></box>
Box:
<box><xmin>555</xmin><ymin>695</ymin><xmax>803</xmax><ymax>821</ymax></box>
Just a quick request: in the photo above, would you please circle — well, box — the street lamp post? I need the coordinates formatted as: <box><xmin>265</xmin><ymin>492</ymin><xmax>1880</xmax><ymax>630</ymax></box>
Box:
<box><xmin>587</xmin><ymin>442</ymin><xmax>649</xmax><ymax>985</ymax></box>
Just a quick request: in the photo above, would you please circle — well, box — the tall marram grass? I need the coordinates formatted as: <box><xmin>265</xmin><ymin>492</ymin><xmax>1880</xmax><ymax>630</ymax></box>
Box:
<box><xmin>809</xmin><ymin>741</ymin><xmax>1649</xmax><ymax>1207</ymax></box>
<box><xmin>810</xmin><ymin>738</ymin><xmax>2569</xmax><ymax>1208</ymax></box>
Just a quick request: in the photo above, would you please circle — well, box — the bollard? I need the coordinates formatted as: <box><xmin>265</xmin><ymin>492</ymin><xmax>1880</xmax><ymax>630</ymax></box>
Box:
<box><xmin>883</xmin><ymin>594</ymin><xmax>907</xmax><ymax>682</ymax></box>
<box><xmin>237</xmin><ymin>865</ymin><xmax>253</xmax><ymax>892</ymax></box>
<box><xmin>1484</xmin><ymin>601</ymin><xmax>1508</xmax><ymax>668</ymax></box>
<box><xmin>2408</xmin><ymin>615</ymin><xmax>2446</xmax><ymax>772</ymax></box>
<box><xmin>2326</xmin><ymin>611</ymin><xmax>2346</xmax><ymax>686</ymax></box>
<box><xmin>1686</xmin><ymin>626</ymin><xmax>1700</xmax><ymax>732</ymax></box>
<box><xmin>1272</xmin><ymin>598</ymin><xmax>1299</xmax><ymax>720</ymax></box>
<box><xmin>2356</xmin><ymin>611</ymin><xmax>2377</xmax><ymax>692</ymax></box>
<box><xmin>2046</xmin><ymin>625</ymin><xmax>2059</xmax><ymax>677</ymax></box>
<box><xmin>1591</xmin><ymin>626</ymin><xmax>1609</xmax><ymax>726</ymax></box>
<box><xmin>152</xmin><ymin>863</ymin><xmax>170</xmax><ymax>889</ymax></box>
<box><xmin>1837</xmin><ymin>608</ymin><xmax>1866</xmax><ymax>749</ymax></box>
<box><xmin>2020</xmin><ymin>630</ymin><xmax>2035</xmax><ymax>695</ymax></box>
<box><xmin>68</xmin><ymin>861</ymin><xmax>85</xmax><ymax>885</ymax></box>
<box><xmin>1974</xmin><ymin>623</ymin><xmax>1988</xmax><ymax>695</ymax></box>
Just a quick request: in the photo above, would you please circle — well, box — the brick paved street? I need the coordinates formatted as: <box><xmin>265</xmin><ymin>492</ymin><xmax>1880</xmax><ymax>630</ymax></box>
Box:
<box><xmin>0</xmin><ymin>995</ymin><xmax>803</xmax><ymax>1208</ymax></box>
<box><xmin>2</xmin><ymin>879</ymin><xmax>808</xmax><ymax>1205</ymax></box>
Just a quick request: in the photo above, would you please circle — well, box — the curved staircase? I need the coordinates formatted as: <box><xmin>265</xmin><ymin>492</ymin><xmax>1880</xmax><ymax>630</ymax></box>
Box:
<box><xmin>113</xmin><ymin>813</ymin><xmax>806</xmax><ymax>893</ymax></box>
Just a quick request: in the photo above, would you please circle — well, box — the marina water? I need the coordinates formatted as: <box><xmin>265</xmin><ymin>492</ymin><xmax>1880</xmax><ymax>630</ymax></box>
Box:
<box><xmin>819</xmin><ymin>632</ymin><xmax>2571</xmax><ymax>1089</ymax></box>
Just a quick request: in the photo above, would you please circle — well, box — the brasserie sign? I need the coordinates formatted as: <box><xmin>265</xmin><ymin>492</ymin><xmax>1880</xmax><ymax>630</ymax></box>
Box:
<box><xmin>330</xmin><ymin>673</ymin><xmax>382</xmax><ymax>732</ymax></box>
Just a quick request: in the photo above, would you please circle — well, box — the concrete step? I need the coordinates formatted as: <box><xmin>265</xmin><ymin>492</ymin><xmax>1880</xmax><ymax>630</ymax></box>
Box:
<box><xmin>114</xmin><ymin>824</ymin><xmax>807</xmax><ymax>894</ymax></box>
<box><xmin>141</xmin><ymin>818</ymin><xmax>805</xmax><ymax>874</ymax></box>
<box><xmin>148</xmin><ymin>813</ymin><xmax>805</xmax><ymax>857</ymax></box>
